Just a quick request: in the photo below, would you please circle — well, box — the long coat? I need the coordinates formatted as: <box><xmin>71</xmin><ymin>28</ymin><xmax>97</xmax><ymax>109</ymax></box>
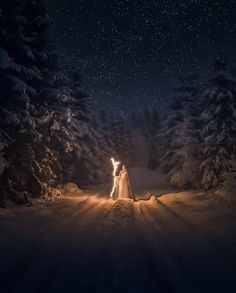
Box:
<box><xmin>113</xmin><ymin>169</ymin><xmax>136</xmax><ymax>201</ymax></box>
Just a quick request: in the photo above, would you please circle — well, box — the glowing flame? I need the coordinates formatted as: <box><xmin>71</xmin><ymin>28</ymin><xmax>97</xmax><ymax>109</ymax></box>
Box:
<box><xmin>110</xmin><ymin>157</ymin><xmax>120</xmax><ymax>198</ymax></box>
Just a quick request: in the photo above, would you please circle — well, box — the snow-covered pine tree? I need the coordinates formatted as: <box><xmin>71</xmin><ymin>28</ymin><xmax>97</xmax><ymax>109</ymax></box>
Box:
<box><xmin>42</xmin><ymin>68</ymin><xmax>111</xmax><ymax>185</ymax></box>
<box><xmin>24</xmin><ymin>0</ymin><xmax>111</xmax><ymax>186</ymax></box>
<box><xmin>157</xmin><ymin>73</ymin><xmax>201</xmax><ymax>188</ymax></box>
<box><xmin>0</xmin><ymin>0</ymin><xmax>56</xmax><ymax>203</ymax></box>
<box><xmin>200</xmin><ymin>58</ymin><xmax>236</xmax><ymax>190</ymax></box>
<box><xmin>0</xmin><ymin>0</ymin><xmax>111</xmax><ymax>204</ymax></box>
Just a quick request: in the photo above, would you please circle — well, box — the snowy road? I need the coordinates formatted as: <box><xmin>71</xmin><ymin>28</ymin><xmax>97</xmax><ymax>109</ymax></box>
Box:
<box><xmin>0</xmin><ymin>194</ymin><xmax>236</xmax><ymax>293</ymax></box>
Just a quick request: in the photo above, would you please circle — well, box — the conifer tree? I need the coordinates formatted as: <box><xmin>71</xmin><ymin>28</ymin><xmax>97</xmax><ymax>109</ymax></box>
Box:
<box><xmin>157</xmin><ymin>73</ymin><xmax>201</xmax><ymax>187</ymax></box>
<box><xmin>200</xmin><ymin>59</ymin><xmax>236</xmax><ymax>189</ymax></box>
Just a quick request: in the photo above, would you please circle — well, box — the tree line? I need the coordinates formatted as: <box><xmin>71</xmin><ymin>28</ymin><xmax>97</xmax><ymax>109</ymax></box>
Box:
<box><xmin>0</xmin><ymin>0</ymin><xmax>133</xmax><ymax>205</ymax></box>
<box><xmin>156</xmin><ymin>58</ymin><xmax>236</xmax><ymax>194</ymax></box>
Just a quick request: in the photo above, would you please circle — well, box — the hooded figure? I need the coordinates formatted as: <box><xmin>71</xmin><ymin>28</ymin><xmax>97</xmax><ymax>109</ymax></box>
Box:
<box><xmin>113</xmin><ymin>165</ymin><xmax>135</xmax><ymax>201</ymax></box>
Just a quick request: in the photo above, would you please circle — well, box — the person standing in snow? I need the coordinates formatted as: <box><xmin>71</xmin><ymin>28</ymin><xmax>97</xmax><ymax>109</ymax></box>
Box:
<box><xmin>113</xmin><ymin>165</ymin><xmax>135</xmax><ymax>201</ymax></box>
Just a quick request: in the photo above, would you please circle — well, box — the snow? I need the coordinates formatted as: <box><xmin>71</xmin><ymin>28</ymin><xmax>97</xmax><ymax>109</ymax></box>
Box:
<box><xmin>22</xmin><ymin>45</ymin><xmax>36</xmax><ymax>62</ymax></box>
<box><xmin>9</xmin><ymin>76</ymin><xmax>28</xmax><ymax>93</ymax></box>
<box><xmin>0</xmin><ymin>167</ymin><xmax>236</xmax><ymax>292</ymax></box>
<box><xmin>0</xmin><ymin>48</ymin><xmax>11</xmax><ymax>69</ymax></box>
<box><xmin>159</xmin><ymin>191</ymin><xmax>236</xmax><ymax>252</ymax></box>
<box><xmin>0</xmin><ymin>156</ymin><xmax>6</xmax><ymax>177</ymax></box>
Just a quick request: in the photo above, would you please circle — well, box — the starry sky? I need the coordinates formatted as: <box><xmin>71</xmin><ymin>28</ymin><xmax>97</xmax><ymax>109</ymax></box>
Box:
<box><xmin>46</xmin><ymin>0</ymin><xmax>236</xmax><ymax>113</ymax></box>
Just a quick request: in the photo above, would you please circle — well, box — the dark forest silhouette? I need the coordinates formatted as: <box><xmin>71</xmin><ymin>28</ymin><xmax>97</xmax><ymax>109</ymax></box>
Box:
<box><xmin>0</xmin><ymin>1</ymin><xmax>236</xmax><ymax>206</ymax></box>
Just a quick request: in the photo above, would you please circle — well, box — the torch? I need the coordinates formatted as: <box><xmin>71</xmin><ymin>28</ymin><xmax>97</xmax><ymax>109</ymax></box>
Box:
<box><xmin>110</xmin><ymin>157</ymin><xmax>120</xmax><ymax>198</ymax></box>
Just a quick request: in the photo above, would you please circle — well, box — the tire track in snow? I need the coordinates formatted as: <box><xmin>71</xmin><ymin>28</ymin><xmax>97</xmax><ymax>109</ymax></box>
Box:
<box><xmin>88</xmin><ymin>199</ymin><xmax>174</xmax><ymax>293</ymax></box>
<box><xmin>109</xmin><ymin>199</ymin><xmax>172</xmax><ymax>293</ymax></box>
<box><xmin>94</xmin><ymin>199</ymin><xmax>137</xmax><ymax>292</ymax></box>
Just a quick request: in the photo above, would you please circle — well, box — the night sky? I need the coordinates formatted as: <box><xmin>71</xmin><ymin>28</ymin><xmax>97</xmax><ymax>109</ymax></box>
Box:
<box><xmin>46</xmin><ymin>0</ymin><xmax>236</xmax><ymax>113</ymax></box>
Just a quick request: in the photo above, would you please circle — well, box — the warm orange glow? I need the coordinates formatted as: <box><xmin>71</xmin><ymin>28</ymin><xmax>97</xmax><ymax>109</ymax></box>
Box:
<box><xmin>110</xmin><ymin>157</ymin><xmax>120</xmax><ymax>198</ymax></box>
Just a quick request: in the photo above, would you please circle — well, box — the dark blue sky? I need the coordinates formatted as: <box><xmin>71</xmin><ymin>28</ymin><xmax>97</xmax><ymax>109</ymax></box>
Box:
<box><xmin>46</xmin><ymin>0</ymin><xmax>236</xmax><ymax>113</ymax></box>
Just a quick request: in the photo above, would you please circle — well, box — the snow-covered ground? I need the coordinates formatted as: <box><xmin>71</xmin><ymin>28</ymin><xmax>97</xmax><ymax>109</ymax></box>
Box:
<box><xmin>0</xmin><ymin>168</ymin><xmax>236</xmax><ymax>292</ymax></box>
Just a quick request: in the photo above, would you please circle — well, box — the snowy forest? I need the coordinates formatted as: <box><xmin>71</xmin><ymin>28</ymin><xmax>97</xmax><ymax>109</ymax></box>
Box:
<box><xmin>1</xmin><ymin>1</ymin><xmax>236</xmax><ymax>292</ymax></box>
<box><xmin>0</xmin><ymin>0</ymin><xmax>117</xmax><ymax>205</ymax></box>
<box><xmin>0</xmin><ymin>0</ymin><xmax>236</xmax><ymax>206</ymax></box>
